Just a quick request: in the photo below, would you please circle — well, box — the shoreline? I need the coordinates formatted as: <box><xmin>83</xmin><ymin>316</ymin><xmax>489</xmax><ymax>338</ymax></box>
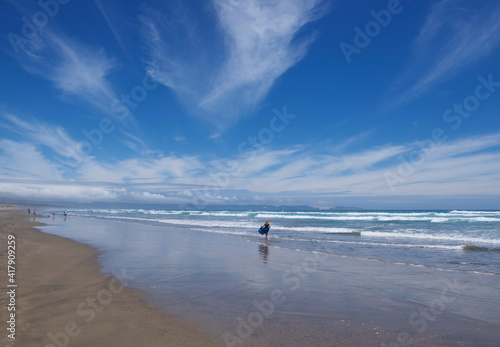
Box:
<box><xmin>0</xmin><ymin>205</ymin><xmax>222</xmax><ymax>347</ymax></box>
<box><xmin>37</xmin><ymin>211</ymin><xmax>500</xmax><ymax>346</ymax></box>
<box><xmin>3</xmin><ymin>204</ymin><xmax>500</xmax><ymax>346</ymax></box>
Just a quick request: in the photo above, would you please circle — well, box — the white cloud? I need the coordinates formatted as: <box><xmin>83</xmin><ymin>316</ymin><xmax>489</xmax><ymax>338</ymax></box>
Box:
<box><xmin>319</xmin><ymin>145</ymin><xmax>407</xmax><ymax>175</ymax></box>
<box><xmin>143</xmin><ymin>0</ymin><xmax>329</xmax><ymax>128</ymax></box>
<box><xmin>15</xmin><ymin>30</ymin><xmax>119</xmax><ymax>114</ymax></box>
<box><xmin>431</xmin><ymin>132</ymin><xmax>500</xmax><ymax>158</ymax></box>
<box><xmin>93</xmin><ymin>0</ymin><xmax>125</xmax><ymax>51</ymax></box>
<box><xmin>63</xmin><ymin>153</ymin><xmax>204</xmax><ymax>185</ymax></box>
<box><xmin>50</xmin><ymin>37</ymin><xmax>116</xmax><ymax>102</ymax></box>
<box><xmin>120</xmin><ymin>130</ymin><xmax>154</xmax><ymax>156</ymax></box>
<box><xmin>0</xmin><ymin>182</ymin><xmax>177</xmax><ymax>204</ymax></box>
<box><xmin>0</xmin><ymin>140</ymin><xmax>56</xmax><ymax>180</ymax></box>
<box><xmin>327</xmin><ymin>130</ymin><xmax>376</xmax><ymax>154</ymax></box>
<box><xmin>10</xmin><ymin>30</ymin><xmax>156</xmax><ymax>158</ymax></box>
<box><xmin>173</xmin><ymin>135</ymin><xmax>187</xmax><ymax>142</ymax></box>
<box><xmin>199</xmin><ymin>133</ymin><xmax>500</xmax><ymax>198</ymax></box>
<box><xmin>390</xmin><ymin>0</ymin><xmax>500</xmax><ymax>105</ymax></box>
<box><xmin>1</xmin><ymin>117</ymin><xmax>499</xmax><ymax>203</ymax></box>
<box><xmin>200</xmin><ymin>0</ymin><xmax>327</xmax><ymax>113</ymax></box>
<box><xmin>1</xmin><ymin>114</ymin><xmax>83</xmax><ymax>174</ymax></box>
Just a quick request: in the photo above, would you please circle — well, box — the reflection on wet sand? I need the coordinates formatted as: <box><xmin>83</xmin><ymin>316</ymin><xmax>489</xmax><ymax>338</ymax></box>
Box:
<box><xmin>259</xmin><ymin>243</ymin><xmax>269</xmax><ymax>263</ymax></box>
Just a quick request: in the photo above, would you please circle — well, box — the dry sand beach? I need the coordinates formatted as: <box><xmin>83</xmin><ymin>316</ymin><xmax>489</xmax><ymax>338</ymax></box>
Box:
<box><xmin>0</xmin><ymin>205</ymin><xmax>222</xmax><ymax>347</ymax></box>
<box><xmin>1</xmin><ymin>204</ymin><xmax>500</xmax><ymax>346</ymax></box>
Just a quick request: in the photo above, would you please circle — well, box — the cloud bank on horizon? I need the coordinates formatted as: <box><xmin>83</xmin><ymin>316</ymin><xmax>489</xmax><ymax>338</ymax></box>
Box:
<box><xmin>1</xmin><ymin>0</ymin><xmax>500</xmax><ymax>209</ymax></box>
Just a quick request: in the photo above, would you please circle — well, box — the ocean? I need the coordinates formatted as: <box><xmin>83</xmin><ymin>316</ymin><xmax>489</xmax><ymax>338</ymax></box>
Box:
<box><xmin>62</xmin><ymin>208</ymin><xmax>500</xmax><ymax>275</ymax></box>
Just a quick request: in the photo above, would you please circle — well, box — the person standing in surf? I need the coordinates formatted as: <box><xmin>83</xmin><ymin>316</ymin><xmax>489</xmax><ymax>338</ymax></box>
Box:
<box><xmin>259</xmin><ymin>219</ymin><xmax>271</xmax><ymax>240</ymax></box>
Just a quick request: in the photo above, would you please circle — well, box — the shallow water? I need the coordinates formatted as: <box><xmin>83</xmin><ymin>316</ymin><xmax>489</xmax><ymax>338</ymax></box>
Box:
<box><xmin>38</xmin><ymin>213</ymin><xmax>500</xmax><ymax>346</ymax></box>
<box><xmin>62</xmin><ymin>209</ymin><xmax>500</xmax><ymax>274</ymax></box>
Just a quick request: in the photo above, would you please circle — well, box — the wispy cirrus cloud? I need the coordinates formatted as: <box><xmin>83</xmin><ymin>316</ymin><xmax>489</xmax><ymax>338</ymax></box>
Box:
<box><xmin>142</xmin><ymin>0</ymin><xmax>329</xmax><ymax>128</ymax></box>
<box><xmin>17</xmin><ymin>31</ymin><xmax>118</xmax><ymax>111</ymax></box>
<box><xmin>10</xmin><ymin>29</ymin><xmax>153</xmax><ymax>155</ymax></box>
<box><xmin>1</xmin><ymin>113</ymin><xmax>82</xmax><ymax>167</ymax></box>
<box><xmin>0</xmin><ymin>140</ymin><xmax>56</xmax><ymax>180</ymax></box>
<box><xmin>199</xmin><ymin>0</ymin><xmax>328</xmax><ymax>114</ymax></box>
<box><xmin>198</xmin><ymin>132</ymin><xmax>500</xmax><ymax>198</ymax></box>
<box><xmin>390</xmin><ymin>0</ymin><xmax>500</xmax><ymax>106</ymax></box>
<box><xmin>93</xmin><ymin>0</ymin><xmax>125</xmax><ymax>52</ymax></box>
<box><xmin>77</xmin><ymin>155</ymin><xmax>203</xmax><ymax>184</ymax></box>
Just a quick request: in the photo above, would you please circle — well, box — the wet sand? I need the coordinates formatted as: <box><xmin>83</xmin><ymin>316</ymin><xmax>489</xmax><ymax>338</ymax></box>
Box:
<box><xmin>0</xmin><ymin>206</ymin><xmax>222</xmax><ymax>347</ymax></box>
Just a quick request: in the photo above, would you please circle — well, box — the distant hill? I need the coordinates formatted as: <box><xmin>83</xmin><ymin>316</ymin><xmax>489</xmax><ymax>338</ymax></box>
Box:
<box><xmin>330</xmin><ymin>206</ymin><xmax>364</xmax><ymax>211</ymax></box>
<box><xmin>4</xmin><ymin>199</ymin><xmax>363</xmax><ymax>212</ymax></box>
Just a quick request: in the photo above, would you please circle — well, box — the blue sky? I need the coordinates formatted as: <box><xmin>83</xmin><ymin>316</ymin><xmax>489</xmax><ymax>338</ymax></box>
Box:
<box><xmin>1</xmin><ymin>0</ymin><xmax>500</xmax><ymax>209</ymax></box>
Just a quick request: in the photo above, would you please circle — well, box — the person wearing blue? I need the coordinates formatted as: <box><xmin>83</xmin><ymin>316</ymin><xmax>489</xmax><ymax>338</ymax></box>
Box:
<box><xmin>258</xmin><ymin>219</ymin><xmax>270</xmax><ymax>240</ymax></box>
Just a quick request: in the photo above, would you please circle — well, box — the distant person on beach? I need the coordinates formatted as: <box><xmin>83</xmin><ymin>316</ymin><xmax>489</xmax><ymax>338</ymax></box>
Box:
<box><xmin>28</xmin><ymin>208</ymin><xmax>30</xmax><ymax>214</ymax></box>
<box><xmin>259</xmin><ymin>219</ymin><xmax>270</xmax><ymax>240</ymax></box>
<box><xmin>33</xmin><ymin>209</ymin><xmax>36</xmax><ymax>216</ymax></box>
<box><xmin>64</xmin><ymin>210</ymin><xmax>68</xmax><ymax>220</ymax></box>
